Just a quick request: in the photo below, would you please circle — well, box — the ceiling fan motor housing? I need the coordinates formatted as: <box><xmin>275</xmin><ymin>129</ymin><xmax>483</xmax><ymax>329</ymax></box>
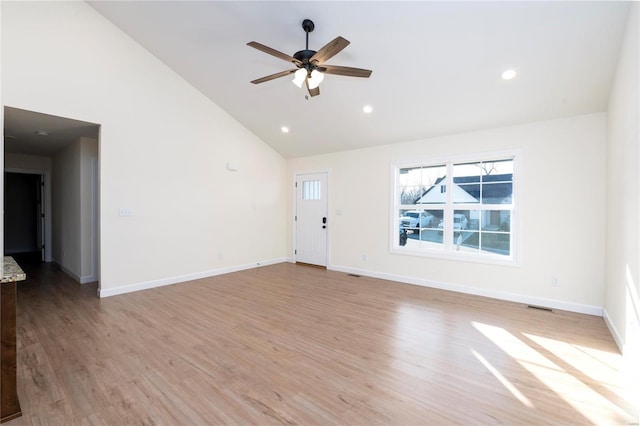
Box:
<box><xmin>294</xmin><ymin>49</ymin><xmax>317</xmax><ymax>70</ymax></box>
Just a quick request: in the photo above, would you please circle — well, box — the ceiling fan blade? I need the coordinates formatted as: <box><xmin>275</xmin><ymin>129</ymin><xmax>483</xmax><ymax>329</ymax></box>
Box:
<box><xmin>305</xmin><ymin>79</ymin><xmax>320</xmax><ymax>97</ymax></box>
<box><xmin>250</xmin><ymin>69</ymin><xmax>298</xmax><ymax>84</ymax></box>
<box><xmin>247</xmin><ymin>41</ymin><xmax>302</xmax><ymax>66</ymax></box>
<box><xmin>320</xmin><ymin>64</ymin><xmax>372</xmax><ymax>78</ymax></box>
<box><xmin>310</xmin><ymin>36</ymin><xmax>350</xmax><ymax>65</ymax></box>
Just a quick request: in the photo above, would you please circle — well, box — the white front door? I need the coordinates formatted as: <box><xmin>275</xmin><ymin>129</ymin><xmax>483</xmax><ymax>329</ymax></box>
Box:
<box><xmin>295</xmin><ymin>172</ymin><xmax>328</xmax><ymax>266</ymax></box>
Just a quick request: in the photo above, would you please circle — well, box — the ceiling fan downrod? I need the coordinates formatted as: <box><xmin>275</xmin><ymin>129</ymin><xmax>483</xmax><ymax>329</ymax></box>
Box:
<box><xmin>302</xmin><ymin>19</ymin><xmax>314</xmax><ymax>50</ymax></box>
<box><xmin>294</xmin><ymin>19</ymin><xmax>317</xmax><ymax>71</ymax></box>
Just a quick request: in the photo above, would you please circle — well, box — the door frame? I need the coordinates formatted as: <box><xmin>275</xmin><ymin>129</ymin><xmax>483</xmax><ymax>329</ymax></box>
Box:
<box><xmin>292</xmin><ymin>170</ymin><xmax>331</xmax><ymax>267</ymax></box>
<box><xmin>5</xmin><ymin>168</ymin><xmax>52</xmax><ymax>262</ymax></box>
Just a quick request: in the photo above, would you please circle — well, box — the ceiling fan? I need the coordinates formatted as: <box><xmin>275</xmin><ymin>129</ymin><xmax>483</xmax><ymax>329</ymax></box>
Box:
<box><xmin>247</xmin><ymin>19</ymin><xmax>372</xmax><ymax>97</ymax></box>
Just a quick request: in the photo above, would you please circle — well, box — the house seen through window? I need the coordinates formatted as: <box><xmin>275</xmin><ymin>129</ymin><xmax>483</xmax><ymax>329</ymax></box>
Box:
<box><xmin>394</xmin><ymin>155</ymin><xmax>516</xmax><ymax>263</ymax></box>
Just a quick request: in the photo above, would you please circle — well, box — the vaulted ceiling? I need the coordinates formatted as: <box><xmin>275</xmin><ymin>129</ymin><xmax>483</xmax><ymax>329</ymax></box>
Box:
<box><xmin>7</xmin><ymin>2</ymin><xmax>633</xmax><ymax>159</ymax></box>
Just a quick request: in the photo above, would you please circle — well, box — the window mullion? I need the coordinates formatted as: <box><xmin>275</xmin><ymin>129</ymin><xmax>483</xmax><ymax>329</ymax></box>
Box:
<box><xmin>444</xmin><ymin>163</ymin><xmax>454</xmax><ymax>249</ymax></box>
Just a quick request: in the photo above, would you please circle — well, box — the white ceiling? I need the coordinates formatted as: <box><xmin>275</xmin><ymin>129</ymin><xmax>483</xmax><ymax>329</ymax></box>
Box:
<box><xmin>6</xmin><ymin>2</ymin><xmax>631</xmax><ymax>159</ymax></box>
<box><xmin>4</xmin><ymin>107</ymin><xmax>99</xmax><ymax>157</ymax></box>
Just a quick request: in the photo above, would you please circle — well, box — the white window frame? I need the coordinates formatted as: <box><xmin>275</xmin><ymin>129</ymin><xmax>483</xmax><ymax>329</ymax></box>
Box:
<box><xmin>390</xmin><ymin>150</ymin><xmax>521</xmax><ymax>266</ymax></box>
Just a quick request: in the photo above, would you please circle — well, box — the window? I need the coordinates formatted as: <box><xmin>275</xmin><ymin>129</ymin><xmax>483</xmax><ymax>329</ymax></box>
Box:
<box><xmin>302</xmin><ymin>179</ymin><xmax>321</xmax><ymax>200</ymax></box>
<box><xmin>392</xmin><ymin>153</ymin><xmax>517</xmax><ymax>264</ymax></box>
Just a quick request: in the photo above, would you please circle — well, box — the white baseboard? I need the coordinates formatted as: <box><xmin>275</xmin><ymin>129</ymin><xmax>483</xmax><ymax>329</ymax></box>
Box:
<box><xmin>329</xmin><ymin>264</ymin><xmax>603</xmax><ymax>316</ymax></box>
<box><xmin>97</xmin><ymin>258</ymin><xmax>603</xmax><ymax>317</ymax></box>
<box><xmin>98</xmin><ymin>257</ymin><xmax>286</xmax><ymax>298</ymax></box>
<box><xmin>54</xmin><ymin>261</ymin><xmax>81</xmax><ymax>283</ymax></box>
<box><xmin>80</xmin><ymin>275</ymin><xmax>97</xmax><ymax>285</ymax></box>
<box><xmin>603</xmin><ymin>308</ymin><xmax>624</xmax><ymax>354</ymax></box>
<box><xmin>53</xmin><ymin>261</ymin><xmax>97</xmax><ymax>285</ymax></box>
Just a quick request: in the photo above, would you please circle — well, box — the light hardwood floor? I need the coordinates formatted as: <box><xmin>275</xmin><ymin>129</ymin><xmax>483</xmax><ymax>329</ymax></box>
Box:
<box><xmin>5</xmin><ymin>258</ymin><xmax>638</xmax><ymax>425</ymax></box>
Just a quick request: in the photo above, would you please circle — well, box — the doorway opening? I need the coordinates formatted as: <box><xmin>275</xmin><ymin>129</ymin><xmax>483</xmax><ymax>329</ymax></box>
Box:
<box><xmin>3</xmin><ymin>107</ymin><xmax>100</xmax><ymax>288</ymax></box>
<box><xmin>3</xmin><ymin>172</ymin><xmax>44</xmax><ymax>260</ymax></box>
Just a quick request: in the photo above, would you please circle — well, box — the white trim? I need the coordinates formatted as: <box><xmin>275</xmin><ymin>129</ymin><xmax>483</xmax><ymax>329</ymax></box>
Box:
<box><xmin>55</xmin><ymin>261</ymin><xmax>94</xmax><ymax>285</ymax></box>
<box><xmin>328</xmin><ymin>263</ymin><xmax>603</xmax><ymax>316</ymax></box>
<box><xmin>80</xmin><ymin>275</ymin><xmax>97</xmax><ymax>284</ymax></box>
<box><xmin>389</xmin><ymin>245</ymin><xmax>520</xmax><ymax>267</ymax></box>
<box><xmin>97</xmin><ymin>255</ymin><xmax>603</xmax><ymax>317</ymax></box>
<box><xmin>54</xmin><ymin>261</ymin><xmax>81</xmax><ymax>283</ymax></box>
<box><xmin>98</xmin><ymin>257</ymin><xmax>286</xmax><ymax>298</ymax></box>
<box><xmin>603</xmin><ymin>309</ymin><xmax>624</xmax><ymax>354</ymax></box>
<box><xmin>390</xmin><ymin>150</ymin><xmax>521</xmax><ymax>266</ymax></box>
<box><xmin>393</xmin><ymin>148</ymin><xmax>523</xmax><ymax>171</ymax></box>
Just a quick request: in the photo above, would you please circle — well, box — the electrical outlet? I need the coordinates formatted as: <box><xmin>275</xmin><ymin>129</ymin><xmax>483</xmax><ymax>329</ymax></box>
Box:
<box><xmin>119</xmin><ymin>208</ymin><xmax>132</xmax><ymax>217</ymax></box>
<box><xmin>362</xmin><ymin>254</ymin><xmax>367</xmax><ymax>261</ymax></box>
<box><xmin>551</xmin><ymin>276</ymin><xmax>560</xmax><ymax>287</ymax></box>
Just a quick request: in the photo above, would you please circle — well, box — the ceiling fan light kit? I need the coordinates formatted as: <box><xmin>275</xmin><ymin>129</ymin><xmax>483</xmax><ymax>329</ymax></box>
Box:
<box><xmin>248</xmin><ymin>18</ymin><xmax>372</xmax><ymax>97</ymax></box>
<box><xmin>292</xmin><ymin>68</ymin><xmax>307</xmax><ymax>88</ymax></box>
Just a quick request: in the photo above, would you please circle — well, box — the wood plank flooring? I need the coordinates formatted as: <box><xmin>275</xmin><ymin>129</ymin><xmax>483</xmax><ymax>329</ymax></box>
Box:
<box><xmin>4</xmin><ymin>258</ymin><xmax>638</xmax><ymax>425</ymax></box>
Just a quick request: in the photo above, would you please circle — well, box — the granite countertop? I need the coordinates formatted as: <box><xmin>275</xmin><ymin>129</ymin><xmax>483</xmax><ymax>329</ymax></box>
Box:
<box><xmin>1</xmin><ymin>256</ymin><xmax>26</xmax><ymax>283</ymax></box>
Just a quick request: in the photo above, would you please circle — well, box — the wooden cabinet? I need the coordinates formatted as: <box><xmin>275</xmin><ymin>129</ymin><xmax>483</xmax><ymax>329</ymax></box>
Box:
<box><xmin>1</xmin><ymin>257</ymin><xmax>26</xmax><ymax>423</ymax></box>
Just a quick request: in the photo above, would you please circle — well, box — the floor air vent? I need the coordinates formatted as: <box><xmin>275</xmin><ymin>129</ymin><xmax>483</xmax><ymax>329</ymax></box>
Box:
<box><xmin>347</xmin><ymin>273</ymin><xmax>361</xmax><ymax>278</ymax></box>
<box><xmin>527</xmin><ymin>304</ymin><xmax>553</xmax><ymax>312</ymax></box>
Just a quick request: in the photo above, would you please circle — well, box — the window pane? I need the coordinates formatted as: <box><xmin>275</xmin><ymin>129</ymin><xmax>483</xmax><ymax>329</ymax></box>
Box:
<box><xmin>483</xmin><ymin>158</ymin><xmax>514</xmax><ymax>175</ymax></box>
<box><xmin>482</xmin><ymin>182</ymin><xmax>512</xmax><ymax>204</ymax></box>
<box><xmin>453</xmin><ymin>159</ymin><xmax>514</xmax><ymax>205</ymax></box>
<box><xmin>465</xmin><ymin>210</ymin><xmax>480</xmax><ymax>231</ymax></box>
<box><xmin>414</xmin><ymin>165</ymin><xmax>446</xmax><ymax>205</ymax></box>
<box><xmin>399</xmin><ymin>186</ymin><xmax>423</xmax><ymax>205</ymax></box>
<box><xmin>480</xmin><ymin>232</ymin><xmax>510</xmax><ymax>255</ymax></box>
<box><xmin>481</xmin><ymin>210</ymin><xmax>510</xmax><ymax>232</ymax></box>
<box><xmin>451</xmin><ymin>210</ymin><xmax>476</xmax><ymax>252</ymax></box>
<box><xmin>479</xmin><ymin>210</ymin><xmax>511</xmax><ymax>256</ymax></box>
<box><xmin>413</xmin><ymin>226</ymin><xmax>444</xmax><ymax>248</ymax></box>
<box><xmin>453</xmin><ymin>162</ymin><xmax>481</xmax><ymax>204</ymax></box>
<box><xmin>452</xmin><ymin>210</ymin><xmax>470</xmax><ymax>234</ymax></box>
<box><xmin>302</xmin><ymin>180</ymin><xmax>321</xmax><ymax>200</ymax></box>
<box><xmin>402</xmin><ymin>209</ymin><xmax>443</xmax><ymax>249</ymax></box>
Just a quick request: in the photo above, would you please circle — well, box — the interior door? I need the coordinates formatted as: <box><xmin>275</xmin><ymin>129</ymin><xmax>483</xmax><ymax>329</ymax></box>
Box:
<box><xmin>295</xmin><ymin>172</ymin><xmax>328</xmax><ymax>266</ymax></box>
<box><xmin>36</xmin><ymin>175</ymin><xmax>44</xmax><ymax>261</ymax></box>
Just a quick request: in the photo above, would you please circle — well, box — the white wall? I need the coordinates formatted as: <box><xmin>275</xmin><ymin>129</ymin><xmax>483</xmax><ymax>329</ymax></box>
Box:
<box><xmin>80</xmin><ymin>137</ymin><xmax>98</xmax><ymax>283</ymax></box>
<box><xmin>52</xmin><ymin>137</ymin><xmax>98</xmax><ymax>283</ymax></box>
<box><xmin>288</xmin><ymin>113</ymin><xmax>607</xmax><ymax>314</ymax></box>
<box><xmin>52</xmin><ymin>139</ymin><xmax>82</xmax><ymax>278</ymax></box>
<box><xmin>605</xmin><ymin>3</ymin><xmax>639</xmax><ymax>358</ymax></box>
<box><xmin>1</xmin><ymin>1</ymin><xmax>287</xmax><ymax>295</ymax></box>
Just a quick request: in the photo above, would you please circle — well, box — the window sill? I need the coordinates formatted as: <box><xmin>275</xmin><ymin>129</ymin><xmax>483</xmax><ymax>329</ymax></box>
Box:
<box><xmin>390</xmin><ymin>245</ymin><xmax>520</xmax><ymax>267</ymax></box>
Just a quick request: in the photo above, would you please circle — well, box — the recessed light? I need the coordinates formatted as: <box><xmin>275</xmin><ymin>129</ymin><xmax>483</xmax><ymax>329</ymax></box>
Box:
<box><xmin>501</xmin><ymin>69</ymin><xmax>517</xmax><ymax>80</ymax></box>
<box><xmin>362</xmin><ymin>105</ymin><xmax>373</xmax><ymax>114</ymax></box>
<box><xmin>281</xmin><ymin>126</ymin><xmax>290</xmax><ymax>133</ymax></box>
<box><xmin>35</xmin><ymin>130</ymin><xmax>49</xmax><ymax>136</ymax></box>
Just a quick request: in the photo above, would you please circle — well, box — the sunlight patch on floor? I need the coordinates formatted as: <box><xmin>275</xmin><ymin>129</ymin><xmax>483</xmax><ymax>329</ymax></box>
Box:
<box><xmin>471</xmin><ymin>349</ymin><xmax>534</xmax><ymax>408</ymax></box>
<box><xmin>522</xmin><ymin>333</ymin><xmax>632</xmax><ymax>401</ymax></box>
<box><xmin>472</xmin><ymin>321</ymin><xmax>633</xmax><ymax>424</ymax></box>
